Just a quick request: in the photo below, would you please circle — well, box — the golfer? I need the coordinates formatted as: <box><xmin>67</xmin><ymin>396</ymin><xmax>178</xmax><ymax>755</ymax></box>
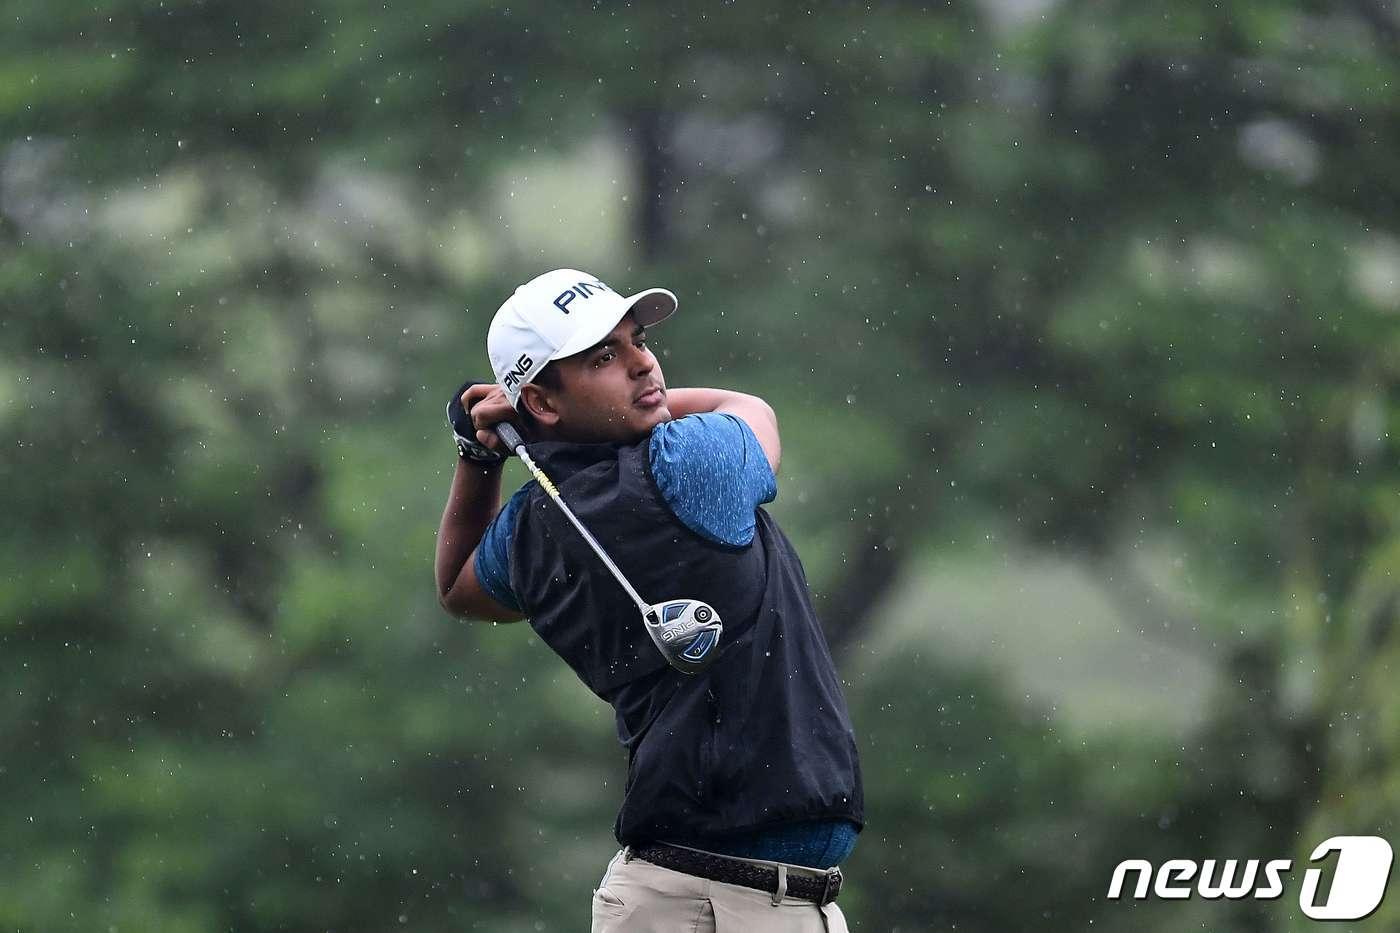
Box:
<box><xmin>435</xmin><ymin>269</ymin><xmax>863</xmax><ymax>932</ymax></box>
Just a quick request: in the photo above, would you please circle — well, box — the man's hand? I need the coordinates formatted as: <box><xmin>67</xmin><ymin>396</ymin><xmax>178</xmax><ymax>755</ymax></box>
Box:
<box><xmin>447</xmin><ymin>381</ymin><xmax>517</xmax><ymax>462</ymax></box>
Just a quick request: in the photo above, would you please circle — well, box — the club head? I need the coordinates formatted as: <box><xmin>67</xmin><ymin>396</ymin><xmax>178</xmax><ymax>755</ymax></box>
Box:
<box><xmin>643</xmin><ymin>599</ymin><xmax>723</xmax><ymax>674</ymax></box>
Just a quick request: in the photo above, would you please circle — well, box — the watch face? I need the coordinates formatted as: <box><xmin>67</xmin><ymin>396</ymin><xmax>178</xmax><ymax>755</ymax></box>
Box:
<box><xmin>458</xmin><ymin>438</ymin><xmax>501</xmax><ymax>462</ymax></box>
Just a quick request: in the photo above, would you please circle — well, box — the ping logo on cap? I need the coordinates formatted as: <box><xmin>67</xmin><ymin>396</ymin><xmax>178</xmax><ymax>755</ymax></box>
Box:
<box><xmin>501</xmin><ymin>352</ymin><xmax>534</xmax><ymax>390</ymax></box>
<box><xmin>553</xmin><ymin>279</ymin><xmax>613</xmax><ymax>314</ymax></box>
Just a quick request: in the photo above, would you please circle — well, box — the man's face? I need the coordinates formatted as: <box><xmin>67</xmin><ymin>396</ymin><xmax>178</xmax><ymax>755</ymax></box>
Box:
<box><xmin>533</xmin><ymin>311</ymin><xmax>671</xmax><ymax>443</ymax></box>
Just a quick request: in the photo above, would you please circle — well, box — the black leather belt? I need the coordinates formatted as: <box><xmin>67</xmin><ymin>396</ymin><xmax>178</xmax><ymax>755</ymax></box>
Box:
<box><xmin>630</xmin><ymin>842</ymin><xmax>844</xmax><ymax>905</ymax></box>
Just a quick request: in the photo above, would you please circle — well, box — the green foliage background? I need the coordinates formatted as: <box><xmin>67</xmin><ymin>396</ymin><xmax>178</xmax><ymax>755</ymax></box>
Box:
<box><xmin>3</xmin><ymin>1</ymin><xmax>1399</xmax><ymax>929</ymax></box>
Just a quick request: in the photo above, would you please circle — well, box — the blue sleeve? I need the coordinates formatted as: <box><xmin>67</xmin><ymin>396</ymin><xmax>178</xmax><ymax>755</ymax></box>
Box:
<box><xmin>472</xmin><ymin>483</ymin><xmax>533</xmax><ymax>613</ymax></box>
<box><xmin>648</xmin><ymin>412</ymin><xmax>778</xmax><ymax>547</ymax></box>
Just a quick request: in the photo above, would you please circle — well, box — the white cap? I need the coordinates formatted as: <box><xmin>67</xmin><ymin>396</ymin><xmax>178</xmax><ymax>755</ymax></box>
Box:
<box><xmin>487</xmin><ymin>268</ymin><xmax>678</xmax><ymax>408</ymax></box>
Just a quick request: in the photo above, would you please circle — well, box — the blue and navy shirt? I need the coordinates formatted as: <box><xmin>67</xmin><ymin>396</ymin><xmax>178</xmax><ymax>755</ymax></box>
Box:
<box><xmin>474</xmin><ymin>412</ymin><xmax>858</xmax><ymax>868</ymax></box>
<box><xmin>475</xmin><ymin>412</ymin><xmax>777</xmax><ymax>613</ymax></box>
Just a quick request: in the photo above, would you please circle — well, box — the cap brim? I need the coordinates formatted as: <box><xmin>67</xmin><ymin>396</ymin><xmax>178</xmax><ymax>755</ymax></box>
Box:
<box><xmin>625</xmin><ymin>288</ymin><xmax>678</xmax><ymax>327</ymax></box>
<box><xmin>550</xmin><ymin>287</ymin><xmax>679</xmax><ymax>360</ymax></box>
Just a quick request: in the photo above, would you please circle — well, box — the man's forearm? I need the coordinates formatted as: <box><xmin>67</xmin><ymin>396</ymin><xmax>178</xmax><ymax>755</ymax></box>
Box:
<box><xmin>664</xmin><ymin>387</ymin><xmax>761</xmax><ymax>419</ymax></box>
<box><xmin>434</xmin><ymin>459</ymin><xmax>505</xmax><ymax>598</ymax></box>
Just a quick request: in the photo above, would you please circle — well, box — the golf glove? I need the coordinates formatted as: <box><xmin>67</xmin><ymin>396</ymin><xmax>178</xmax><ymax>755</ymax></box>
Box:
<box><xmin>446</xmin><ymin>380</ymin><xmax>507</xmax><ymax>464</ymax></box>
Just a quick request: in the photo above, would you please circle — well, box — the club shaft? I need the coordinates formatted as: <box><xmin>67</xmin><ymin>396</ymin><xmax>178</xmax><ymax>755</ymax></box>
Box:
<box><xmin>509</xmin><ymin>442</ymin><xmax>649</xmax><ymax>613</ymax></box>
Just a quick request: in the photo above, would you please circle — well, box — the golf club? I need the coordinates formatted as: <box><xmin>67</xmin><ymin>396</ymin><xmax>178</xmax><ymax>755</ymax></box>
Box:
<box><xmin>492</xmin><ymin>420</ymin><xmax>723</xmax><ymax>674</ymax></box>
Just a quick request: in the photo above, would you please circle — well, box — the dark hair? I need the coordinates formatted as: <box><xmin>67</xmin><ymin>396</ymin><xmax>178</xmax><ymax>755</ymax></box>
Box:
<box><xmin>514</xmin><ymin>361</ymin><xmax>562</xmax><ymax>436</ymax></box>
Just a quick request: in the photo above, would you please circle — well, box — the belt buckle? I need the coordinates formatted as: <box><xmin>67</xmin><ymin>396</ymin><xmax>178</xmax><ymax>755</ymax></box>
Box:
<box><xmin>820</xmin><ymin>866</ymin><xmax>843</xmax><ymax>905</ymax></box>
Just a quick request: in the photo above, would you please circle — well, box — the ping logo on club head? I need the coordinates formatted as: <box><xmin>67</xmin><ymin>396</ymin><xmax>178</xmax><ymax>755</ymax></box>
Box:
<box><xmin>652</xmin><ymin>601</ymin><xmax>720</xmax><ymax>664</ymax></box>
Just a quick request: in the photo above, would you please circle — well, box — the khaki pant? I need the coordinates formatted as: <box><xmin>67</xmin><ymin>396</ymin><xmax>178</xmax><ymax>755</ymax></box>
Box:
<box><xmin>591</xmin><ymin>848</ymin><xmax>850</xmax><ymax>932</ymax></box>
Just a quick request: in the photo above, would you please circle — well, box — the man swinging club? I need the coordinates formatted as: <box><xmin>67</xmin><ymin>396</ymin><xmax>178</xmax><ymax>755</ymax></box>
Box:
<box><xmin>435</xmin><ymin>269</ymin><xmax>864</xmax><ymax>932</ymax></box>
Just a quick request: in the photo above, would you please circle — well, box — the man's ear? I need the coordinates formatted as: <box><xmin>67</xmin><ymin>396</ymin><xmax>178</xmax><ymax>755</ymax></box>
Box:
<box><xmin>519</xmin><ymin>382</ymin><xmax>561</xmax><ymax>428</ymax></box>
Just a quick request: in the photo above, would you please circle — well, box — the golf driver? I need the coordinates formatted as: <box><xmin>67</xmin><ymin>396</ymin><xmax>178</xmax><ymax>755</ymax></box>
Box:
<box><xmin>492</xmin><ymin>421</ymin><xmax>723</xmax><ymax>674</ymax></box>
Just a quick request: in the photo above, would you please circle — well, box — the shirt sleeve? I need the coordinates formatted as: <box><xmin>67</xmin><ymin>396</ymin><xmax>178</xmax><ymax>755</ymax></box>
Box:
<box><xmin>472</xmin><ymin>483</ymin><xmax>533</xmax><ymax>613</ymax></box>
<box><xmin>648</xmin><ymin>412</ymin><xmax>778</xmax><ymax>547</ymax></box>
